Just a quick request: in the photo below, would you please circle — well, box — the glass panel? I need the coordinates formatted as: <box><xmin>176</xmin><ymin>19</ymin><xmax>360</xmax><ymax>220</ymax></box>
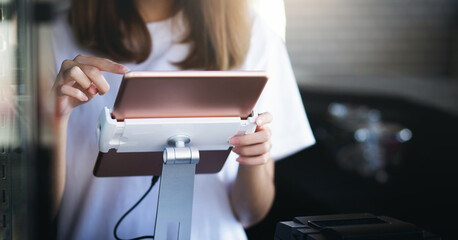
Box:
<box><xmin>1</xmin><ymin>0</ymin><xmax>56</xmax><ymax>239</ymax></box>
<box><xmin>1</xmin><ymin>1</ymin><xmax>18</xmax><ymax>239</ymax></box>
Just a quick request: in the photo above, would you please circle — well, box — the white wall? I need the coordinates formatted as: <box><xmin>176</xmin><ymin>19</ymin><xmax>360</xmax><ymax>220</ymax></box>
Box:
<box><xmin>283</xmin><ymin>0</ymin><xmax>458</xmax><ymax>83</ymax></box>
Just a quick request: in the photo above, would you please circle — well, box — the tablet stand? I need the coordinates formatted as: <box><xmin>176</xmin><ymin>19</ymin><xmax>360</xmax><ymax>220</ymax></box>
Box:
<box><xmin>155</xmin><ymin>135</ymin><xmax>199</xmax><ymax>240</ymax></box>
<box><xmin>97</xmin><ymin>107</ymin><xmax>258</xmax><ymax>240</ymax></box>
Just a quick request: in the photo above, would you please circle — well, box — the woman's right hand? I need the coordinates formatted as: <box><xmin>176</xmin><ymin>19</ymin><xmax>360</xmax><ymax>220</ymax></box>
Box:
<box><xmin>52</xmin><ymin>54</ymin><xmax>130</xmax><ymax>117</ymax></box>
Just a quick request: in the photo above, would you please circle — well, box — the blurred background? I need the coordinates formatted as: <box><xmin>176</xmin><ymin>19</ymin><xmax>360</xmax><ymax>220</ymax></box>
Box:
<box><xmin>1</xmin><ymin>0</ymin><xmax>457</xmax><ymax>239</ymax></box>
<box><xmin>247</xmin><ymin>0</ymin><xmax>458</xmax><ymax>240</ymax></box>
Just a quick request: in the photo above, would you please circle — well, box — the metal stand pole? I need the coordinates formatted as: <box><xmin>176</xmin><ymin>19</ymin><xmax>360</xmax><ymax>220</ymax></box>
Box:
<box><xmin>154</xmin><ymin>135</ymin><xmax>199</xmax><ymax>240</ymax></box>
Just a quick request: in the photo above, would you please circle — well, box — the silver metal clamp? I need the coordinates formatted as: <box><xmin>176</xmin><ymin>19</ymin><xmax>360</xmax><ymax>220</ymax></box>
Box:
<box><xmin>163</xmin><ymin>135</ymin><xmax>199</xmax><ymax>165</ymax></box>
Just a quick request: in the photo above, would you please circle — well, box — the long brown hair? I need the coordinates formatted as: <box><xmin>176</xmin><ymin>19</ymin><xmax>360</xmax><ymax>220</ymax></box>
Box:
<box><xmin>70</xmin><ymin>0</ymin><xmax>251</xmax><ymax>70</ymax></box>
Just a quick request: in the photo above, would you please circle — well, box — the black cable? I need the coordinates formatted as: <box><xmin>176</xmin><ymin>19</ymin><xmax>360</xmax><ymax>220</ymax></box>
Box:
<box><xmin>114</xmin><ymin>176</ymin><xmax>160</xmax><ymax>240</ymax></box>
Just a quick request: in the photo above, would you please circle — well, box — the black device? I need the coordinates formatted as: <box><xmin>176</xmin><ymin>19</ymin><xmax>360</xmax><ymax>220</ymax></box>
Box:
<box><xmin>275</xmin><ymin>213</ymin><xmax>440</xmax><ymax>240</ymax></box>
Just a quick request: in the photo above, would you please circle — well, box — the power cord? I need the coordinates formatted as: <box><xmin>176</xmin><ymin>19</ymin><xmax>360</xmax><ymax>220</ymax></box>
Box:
<box><xmin>113</xmin><ymin>176</ymin><xmax>160</xmax><ymax>240</ymax></box>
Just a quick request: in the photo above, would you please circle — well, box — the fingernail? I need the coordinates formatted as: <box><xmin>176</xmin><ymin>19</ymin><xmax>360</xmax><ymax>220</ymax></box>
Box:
<box><xmin>230</xmin><ymin>138</ymin><xmax>239</xmax><ymax>145</ymax></box>
<box><xmin>88</xmin><ymin>85</ymin><xmax>97</xmax><ymax>95</ymax></box>
<box><xmin>232</xmin><ymin>147</ymin><xmax>239</xmax><ymax>154</ymax></box>
<box><xmin>121</xmin><ymin>65</ymin><xmax>130</xmax><ymax>73</ymax></box>
<box><xmin>81</xmin><ymin>95</ymin><xmax>89</xmax><ymax>101</ymax></box>
<box><xmin>257</xmin><ymin>118</ymin><xmax>263</xmax><ymax>126</ymax></box>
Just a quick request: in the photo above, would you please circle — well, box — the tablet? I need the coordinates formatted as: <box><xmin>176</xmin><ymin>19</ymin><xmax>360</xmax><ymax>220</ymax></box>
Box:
<box><xmin>94</xmin><ymin>71</ymin><xmax>268</xmax><ymax>177</ymax></box>
<box><xmin>112</xmin><ymin>71</ymin><xmax>268</xmax><ymax>120</ymax></box>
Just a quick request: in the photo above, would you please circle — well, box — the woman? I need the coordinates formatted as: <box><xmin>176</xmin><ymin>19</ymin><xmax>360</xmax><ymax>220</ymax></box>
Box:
<box><xmin>51</xmin><ymin>0</ymin><xmax>315</xmax><ymax>239</ymax></box>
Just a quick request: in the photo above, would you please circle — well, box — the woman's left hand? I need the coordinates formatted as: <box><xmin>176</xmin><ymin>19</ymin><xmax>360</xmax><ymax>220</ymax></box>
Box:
<box><xmin>230</xmin><ymin>112</ymin><xmax>273</xmax><ymax>165</ymax></box>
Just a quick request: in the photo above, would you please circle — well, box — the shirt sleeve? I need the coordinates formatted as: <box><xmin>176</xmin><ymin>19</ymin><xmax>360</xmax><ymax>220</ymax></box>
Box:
<box><xmin>242</xmin><ymin>14</ymin><xmax>315</xmax><ymax>161</ymax></box>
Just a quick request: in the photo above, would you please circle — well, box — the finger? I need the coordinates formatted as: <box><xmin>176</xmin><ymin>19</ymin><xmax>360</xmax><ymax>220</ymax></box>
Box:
<box><xmin>256</xmin><ymin>124</ymin><xmax>273</xmax><ymax>137</ymax></box>
<box><xmin>256</xmin><ymin>112</ymin><xmax>273</xmax><ymax>127</ymax></box>
<box><xmin>60</xmin><ymin>59</ymin><xmax>76</xmax><ymax>71</ymax></box>
<box><xmin>79</xmin><ymin>64</ymin><xmax>110</xmax><ymax>95</ymax></box>
<box><xmin>60</xmin><ymin>85</ymin><xmax>89</xmax><ymax>102</ymax></box>
<box><xmin>74</xmin><ymin>54</ymin><xmax>129</xmax><ymax>74</ymax></box>
<box><xmin>87</xmin><ymin>84</ymin><xmax>98</xmax><ymax>95</ymax></box>
<box><xmin>230</xmin><ymin>127</ymin><xmax>271</xmax><ymax>146</ymax></box>
<box><xmin>237</xmin><ymin>153</ymin><xmax>271</xmax><ymax>166</ymax></box>
<box><xmin>233</xmin><ymin>141</ymin><xmax>272</xmax><ymax>156</ymax></box>
<box><xmin>72</xmin><ymin>81</ymin><xmax>98</xmax><ymax>97</ymax></box>
<box><xmin>63</xmin><ymin>66</ymin><xmax>92</xmax><ymax>89</ymax></box>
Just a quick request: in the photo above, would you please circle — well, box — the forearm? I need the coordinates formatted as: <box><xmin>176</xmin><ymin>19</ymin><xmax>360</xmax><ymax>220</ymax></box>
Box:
<box><xmin>230</xmin><ymin>158</ymin><xmax>275</xmax><ymax>228</ymax></box>
<box><xmin>49</xmin><ymin>55</ymin><xmax>128</xmax><ymax>218</ymax></box>
<box><xmin>51</xmin><ymin>113</ymin><xmax>69</xmax><ymax>218</ymax></box>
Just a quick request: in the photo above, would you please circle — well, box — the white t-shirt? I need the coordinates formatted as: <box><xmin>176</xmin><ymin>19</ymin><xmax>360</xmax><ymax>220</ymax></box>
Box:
<box><xmin>51</xmin><ymin>10</ymin><xmax>315</xmax><ymax>240</ymax></box>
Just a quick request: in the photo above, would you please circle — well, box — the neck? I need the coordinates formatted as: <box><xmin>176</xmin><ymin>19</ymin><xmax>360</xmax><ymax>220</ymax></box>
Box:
<box><xmin>134</xmin><ymin>0</ymin><xmax>176</xmax><ymax>23</ymax></box>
